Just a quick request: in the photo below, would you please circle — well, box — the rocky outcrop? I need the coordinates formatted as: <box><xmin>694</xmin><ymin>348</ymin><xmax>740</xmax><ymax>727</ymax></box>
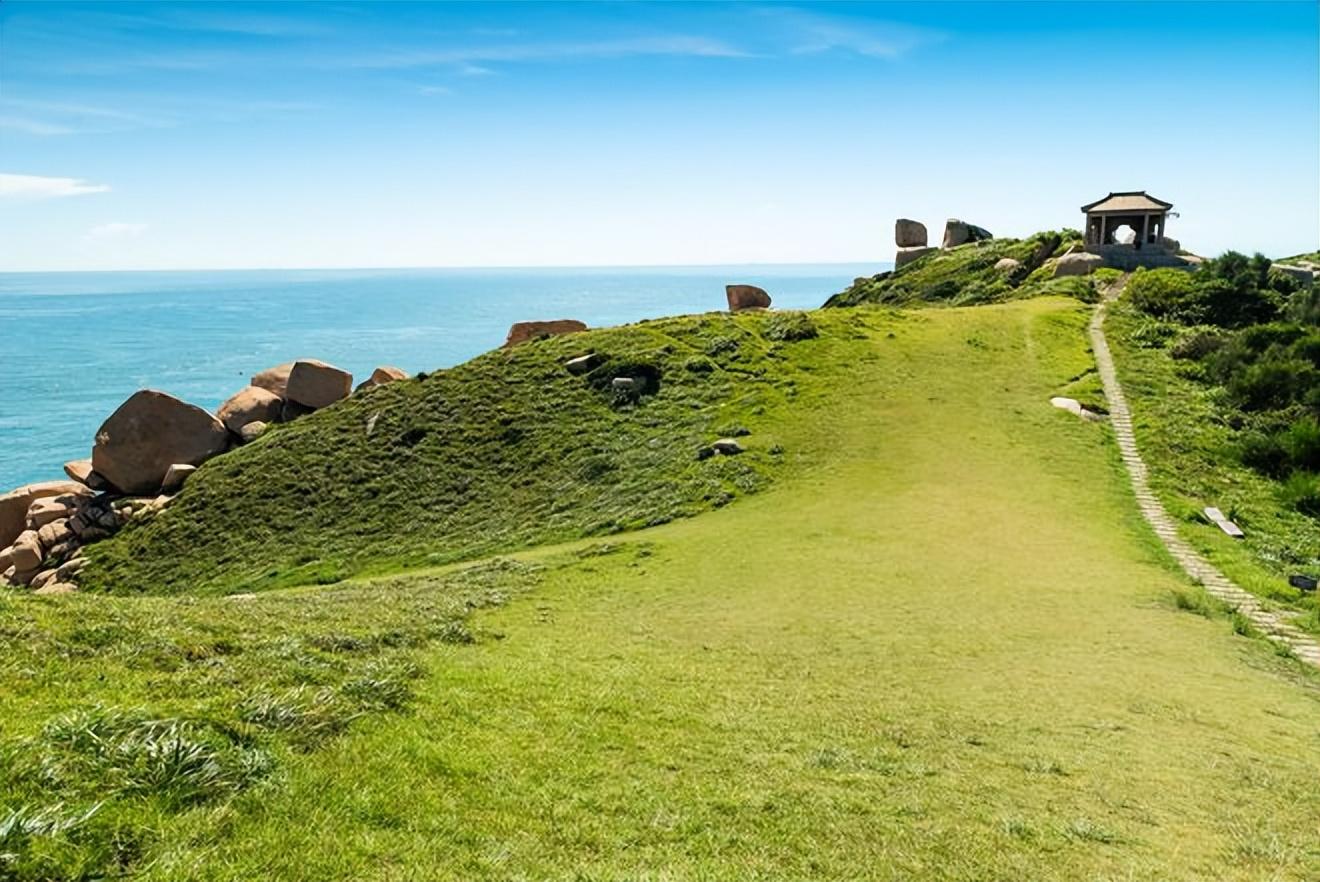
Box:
<box><xmin>725</xmin><ymin>285</ymin><xmax>772</xmax><ymax>312</ymax></box>
<box><xmin>1054</xmin><ymin>252</ymin><xmax>1105</xmax><ymax>277</ymax></box>
<box><xmin>92</xmin><ymin>390</ymin><xmax>230</xmax><ymax>496</ymax></box>
<box><xmin>943</xmin><ymin>219</ymin><xmax>994</xmax><ymax>249</ymax></box>
<box><xmin>895</xmin><ymin>246</ymin><xmax>937</xmax><ymax>268</ymax></box>
<box><xmin>217</xmin><ymin>386</ymin><xmax>284</xmax><ymax>434</ymax></box>
<box><xmin>286</xmin><ymin>359</ymin><xmax>352</xmax><ymax>409</ymax></box>
<box><xmin>0</xmin><ymin>481</ymin><xmax>91</xmax><ymax>549</ymax></box>
<box><xmin>895</xmin><ymin>219</ymin><xmax>928</xmax><ymax>248</ymax></box>
<box><xmin>1272</xmin><ymin>264</ymin><xmax>1315</xmax><ymax>287</ymax></box>
<box><xmin>251</xmin><ymin>362</ymin><xmax>295</xmax><ymax>398</ymax></box>
<box><xmin>504</xmin><ymin>320</ymin><xmax>588</xmax><ymax>347</ymax></box>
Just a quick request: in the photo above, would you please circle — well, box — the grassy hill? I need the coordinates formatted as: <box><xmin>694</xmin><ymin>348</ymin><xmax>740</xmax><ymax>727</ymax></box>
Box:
<box><xmin>5</xmin><ymin>296</ymin><xmax>1319</xmax><ymax>881</ymax></box>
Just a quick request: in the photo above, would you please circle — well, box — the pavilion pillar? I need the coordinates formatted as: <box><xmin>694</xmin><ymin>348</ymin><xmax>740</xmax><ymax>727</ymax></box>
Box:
<box><xmin>1098</xmin><ymin>215</ymin><xmax>1107</xmax><ymax>245</ymax></box>
<box><xmin>1140</xmin><ymin>214</ymin><xmax>1150</xmax><ymax>249</ymax></box>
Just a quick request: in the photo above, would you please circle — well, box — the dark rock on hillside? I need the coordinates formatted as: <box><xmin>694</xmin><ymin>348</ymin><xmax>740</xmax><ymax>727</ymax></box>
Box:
<box><xmin>504</xmin><ymin>320</ymin><xmax>588</xmax><ymax>347</ymax></box>
<box><xmin>895</xmin><ymin>218</ymin><xmax>928</xmax><ymax>247</ymax></box>
<box><xmin>92</xmin><ymin>390</ymin><xmax>230</xmax><ymax>496</ymax></box>
<box><xmin>287</xmin><ymin>359</ymin><xmax>353</xmax><ymax>409</ymax></box>
<box><xmin>726</xmin><ymin>284</ymin><xmax>771</xmax><ymax>312</ymax></box>
<box><xmin>943</xmin><ymin>219</ymin><xmax>993</xmax><ymax>249</ymax></box>
<box><xmin>565</xmin><ymin>353</ymin><xmax>605</xmax><ymax>375</ymax></box>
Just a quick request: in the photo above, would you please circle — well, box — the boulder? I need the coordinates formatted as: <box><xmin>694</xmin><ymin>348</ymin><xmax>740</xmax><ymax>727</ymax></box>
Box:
<box><xmin>725</xmin><ymin>285</ymin><xmax>771</xmax><ymax>312</ymax></box>
<box><xmin>895</xmin><ymin>218</ymin><xmax>928</xmax><ymax>248</ymax></box>
<box><xmin>995</xmin><ymin>258</ymin><xmax>1021</xmax><ymax>273</ymax></box>
<box><xmin>62</xmin><ymin>459</ymin><xmax>110</xmax><ymax>490</ymax></box>
<box><xmin>26</xmin><ymin>496</ymin><xmax>78</xmax><ymax>529</ymax></box>
<box><xmin>282</xmin><ymin>400</ymin><xmax>314</xmax><ymax>422</ymax></box>
<box><xmin>1054</xmin><ymin>252</ymin><xmax>1105</xmax><ymax>277</ymax></box>
<box><xmin>29</xmin><ymin>569</ymin><xmax>58</xmax><ymax>591</ymax></box>
<box><xmin>611</xmin><ymin>377</ymin><xmax>639</xmax><ymax>393</ymax></box>
<box><xmin>8</xmin><ymin>530</ymin><xmax>43</xmax><ymax>572</ymax></box>
<box><xmin>355</xmin><ymin>365</ymin><xmax>409</xmax><ymax>393</ymax></box>
<box><xmin>0</xmin><ymin>481</ymin><xmax>91</xmax><ymax>550</ymax></box>
<box><xmin>34</xmin><ymin>582</ymin><xmax>76</xmax><ymax>596</ymax></box>
<box><xmin>1272</xmin><ymin>264</ymin><xmax>1315</xmax><ymax>287</ymax></box>
<box><xmin>504</xmin><ymin>320</ymin><xmax>588</xmax><ymax>347</ymax></box>
<box><xmin>251</xmin><ymin>362</ymin><xmax>295</xmax><ymax>398</ymax></box>
<box><xmin>565</xmin><ymin>353</ymin><xmax>604</xmax><ymax>375</ymax></box>
<box><xmin>36</xmin><ymin>518</ymin><xmax>72</xmax><ymax>550</ymax></box>
<box><xmin>161</xmin><ymin>463</ymin><xmax>197</xmax><ymax>494</ymax></box>
<box><xmin>942</xmin><ymin>219</ymin><xmax>993</xmax><ymax>249</ymax></box>
<box><xmin>217</xmin><ymin>386</ymin><xmax>283</xmax><ymax>433</ymax></box>
<box><xmin>895</xmin><ymin>246</ymin><xmax>937</xmax><ymax>268</ymax></box>
<box><xmin>286</xmin><ymin>359</ymin><xmax>352</xmax><ymax>409</ymax></box>
<box><xmin>712</xmin><ymin>438</ymin><xmax>745</xmax><ymax>456</ymax></box>
<box><xmin>0</xmin><ymin>546</ymin><xmax>12</xmax><ymax>572</ymax></box>
<box><xmin>92</xmin><ymin>390</ymin><xmax>230</xmax><ymax>496</ymax></box>
<box><xmin>238</xmin><ymin>421</ymin><xmax>269</xmax><ymax>443</ymax></box>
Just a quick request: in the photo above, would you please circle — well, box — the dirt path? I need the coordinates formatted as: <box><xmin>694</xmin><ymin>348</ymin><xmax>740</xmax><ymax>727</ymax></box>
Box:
<box><xmin>1089</xmin><ymin>294</ymin><xmax>1320</xmax><ymax>667</ymax></box>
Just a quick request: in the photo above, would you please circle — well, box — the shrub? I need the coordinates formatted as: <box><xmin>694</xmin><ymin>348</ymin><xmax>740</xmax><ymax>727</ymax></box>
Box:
<box><xmin>1126</xmin><ymin>268</ymin><xmax>1200</xmax><ymax>322</ymax></box>
<box><xmin>764</xmin><ymin>312</ymin><xmax>819</xmax><ymax>342</ymax></box>
<box><xmin>1279</xmin><ymin>471</ymin><xmax>1320</xmax><ymax>518</ymax></box>
<box><xmin>1236</xmin><ymin>430</ymin><xmax>1288</xmax><ymax>477</ymax></box>
<box><xmin>1169</xmin><ymin>327</ymin><xmax>1226</xmax><ymax>360</ymax></box>
<box><xmin>1281</xmin><ymin>416</ymin><xmax>1320</xmax><ymax>472</ymax></box>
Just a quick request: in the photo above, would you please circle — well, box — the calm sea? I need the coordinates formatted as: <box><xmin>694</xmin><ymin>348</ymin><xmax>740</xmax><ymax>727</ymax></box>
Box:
<box><xmin>0</xmin><ymin>263</ymin><xmax>879</xmax><ymax>489</ymax></box>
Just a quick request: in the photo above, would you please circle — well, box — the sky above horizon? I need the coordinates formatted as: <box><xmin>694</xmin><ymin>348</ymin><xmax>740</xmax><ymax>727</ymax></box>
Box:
<box><xmin>0</xmin><ymin>1</ymin><xmax>1316</xmax><ymax>272</ymax></box>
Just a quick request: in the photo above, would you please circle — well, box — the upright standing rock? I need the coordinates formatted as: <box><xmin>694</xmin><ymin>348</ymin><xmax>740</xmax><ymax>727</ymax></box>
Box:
<box><xmin>725</xmin><ymin>285</ymin><xmax>771</xmax><ymax>312</ymax></box>
<box><xmin>92</xmin><ymin>390</ymin><xmax>230</xmax><ymax>496</ymax></box>
<box><xmin>286</xmin><ymin>359</ymin><xmax>353</xmax><ymax>409</ymax></box>
<box><xmin>942</xmin><ymin>219</ymin><xmax>994</xmax><ymax>249</ymax></box>
<box><xmin>895</xmin><ymin>219</ymin><xmax>928</xmax><ymax>248</ymax></box>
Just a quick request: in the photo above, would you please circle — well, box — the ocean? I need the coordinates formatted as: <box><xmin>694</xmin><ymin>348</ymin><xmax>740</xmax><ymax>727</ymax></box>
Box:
<box><xmin>0</xmin><ymin>263</ymin><xmax>879</xmax><ymax>489</ymax></box>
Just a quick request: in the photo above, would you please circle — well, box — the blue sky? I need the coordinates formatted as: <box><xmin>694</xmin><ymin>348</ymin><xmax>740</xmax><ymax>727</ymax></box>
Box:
<box><xmin>1</xmin><ymin>1</ymin><xmax>1316</xmax><ymax>271</ymax></box>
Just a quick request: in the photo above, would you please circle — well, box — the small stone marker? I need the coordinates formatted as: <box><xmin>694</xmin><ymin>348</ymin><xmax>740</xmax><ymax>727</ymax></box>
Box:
<box><xmin>1289</xmin><ymin>574</ymin><xmax>1317</xmax><ymax>592</ymax></box>
<box><xmin>565</xmin><ymin>353</ymin><xmax>604</xmax><ymax>375</ymax></box>
<box><xmin>1203</xmin><ymin>507</ymin><xmax>1244</xmax><ymax>539</ymax></box>
<box><xmin>1049</xmin><ymin>397</ymin><xmax>1104</xmax><ymax>422</ymax></box>
<box><xmin>712</xmin><ymin>438</ymin><xmax>744</xmax><ymax>455</ymax></box>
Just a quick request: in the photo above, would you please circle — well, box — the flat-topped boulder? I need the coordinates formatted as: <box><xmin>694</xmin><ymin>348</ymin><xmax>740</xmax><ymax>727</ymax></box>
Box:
<box><xmin>217</xmin><ymin>386</ymin><xmax>284</xmax><ymax>433</ymax></box>
<box><xmin>251</xmin><ymin>362</ymin><xmax>295</xmax><ymax>398</ymax></box>
<box><xmin>895</xmin><ymin>218</ymin><xmax>928</xmax><ymax>248</ymax></box>
<box><xmin>943</xmin><ymin>219</ymin><xmax>993</xmax><ymax>249</ymax></box>
<box><xmin>286</xmin><ymin>359</ymin><xmax>352</xmax><ymax>409</ymax></box>
<box><xmin>725</xmin><ymin>285</ymin><xmax>771</xmax><ymax>312</ymax></box>
<box><xmin>1054</xmin><ymin>252</ymin><xmax>1105</xmax><ymax>277</ymax></box>
<box><xmin>504</xmin><ymin>320</ymin><xmax>588</xmax><ymax>347</ymax></box>
<box><xmin>0</xmin><ymin>481</ymin><xmax>91</xmax><ymax>549</ymax></box>
<box><xmin>92</xmin><ymin>390</ymin><xmax>230</xmax><ymax>496</ymax></box>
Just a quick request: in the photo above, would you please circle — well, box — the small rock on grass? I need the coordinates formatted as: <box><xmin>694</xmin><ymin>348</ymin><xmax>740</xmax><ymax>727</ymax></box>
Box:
<box><xmin>712</xmin><ymin>438</ymin><xmax>745</xmax><ymax>455</ymax></box>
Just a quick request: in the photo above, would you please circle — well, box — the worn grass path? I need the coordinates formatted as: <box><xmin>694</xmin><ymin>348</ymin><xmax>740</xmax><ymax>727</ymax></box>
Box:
<box><xmin>133</xmin><ymin>298</ymin><xmax>1320</xmax><ymax>880</ymax></box>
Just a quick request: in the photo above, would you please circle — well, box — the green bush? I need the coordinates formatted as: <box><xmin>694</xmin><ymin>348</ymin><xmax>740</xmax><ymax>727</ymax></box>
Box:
<box><xmin>1279</xmin><ymin>471</ymin><xmax>1320</xmax><ymax>517</ymax></box>
<box><xmin>1281</xmin><ymin>416</ymin><xmax>1320</xmax><ymax>472</ymax></box>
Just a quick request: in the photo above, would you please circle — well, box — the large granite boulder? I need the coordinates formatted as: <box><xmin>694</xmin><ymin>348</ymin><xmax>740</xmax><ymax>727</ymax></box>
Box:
<box><xmin>942</xmin><ymin>219</ymin><xmax>994</xmax><ymax>249</ymax></box>
<box><xmin>1272</xmin><ymin>264</ymin><xmax>1315</xmax><ymax>287</ymax></box>
<box><xmin>286</xmin><ymin>359</ymin><xmax>352</xmax><ymax>409</ymax></box>
<box><xmin>895</xmin><ymin>246</ymin><xmax>937</xmax><ymax>268</ymax></box>
<box><xmin>504</xmin><ymin>320</ymin><xmax>588</xmax><ymax>347</ymax></box>
<box><xmin>8</xmin><ymin>530</ymin><xmax>43</xmax><ymax>573</ymax></box>
<box><xmin>251</xmin><ymin>362</ymin><xmax>295</xmax><ymax>398</ymax></box>
<box><xmin>1054</xmin><ymin>252</ymin><xmax>1105</xmax><ymax>277</ymax></box>
<box><xmin>725</xmin><ymin>285</ymin><xmax>771</xmax><ymax>312</ymax></box>
<box><xmin>217</xmin><ymin>386</ymin><xmax>284</xmax><ymax>433</ymax></box>
<box><xmin>355</xmin><ymin>365</ymin><xmax>409</xmax><ymax>392</ymax></box>
<box><xmin>61</xmin><ymin>459</ymin><xmax>109</xmax><ymax>490</ymax></box>
<box><xmin>895</xmin><ymin>219</ymin><xmax>928</xmax><ymax>248</ymax></box>
<box><xmin>92</xmin><ymin>390</ymin><xmax>230</xmax><ymax>495</ymax></box>
<box><xmin>0</xmin><ymin>481</ymin><xmax>90</xmax><ymax>549</ymax></box>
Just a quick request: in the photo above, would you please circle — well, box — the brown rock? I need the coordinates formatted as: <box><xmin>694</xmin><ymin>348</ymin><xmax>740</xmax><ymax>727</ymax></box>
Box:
<box><xmin>62</xmin><ymin>459</ymin><xmax>109</xmax><ymax>490</ymax></box>
<box><xmin>942</xmin><ymin>219</ymin><xmax>993</xmax><ymax>249</ymax></box>
<box><xmin>995</xmin><ymin>257</ymin><xmax>1022</xmax><ymax>273</ymax></box>
<box><xmin>282</xmin><ymin>400</ymin><xmax>314</xmax><ymax>422</ymax></box>
<box><xmin>504</xmin><ymin>320</ymin><xmax>588</xmax><ymax>347</ymax></box>
<box><xmin>9</xmin><ymin>530</ymin><xmax>43</xmax><ymax>572</ymax></box>
<box><xmin>56</xmin><ymin>558</ymin><xmax>86</xmax><ymax>580</ymax></box>
<box><xmin>1054</xmin><ymin>252</ymin><xmax>1105</xmax><ymax>277</ymax></box>
<box><xmin>92</xmin><ymin>390</ymin><xmax>230</xmax><ymax>496</ymax></box>
<box><xmin>34</xmin><ymin>582</ymin><xmax>76</xmax><ymax>596</ymax></box>
<box><xmin>160</xmin><ymin>464</ymin><xmax>197</xmax><ymax>494</ymax></box>
<box><xmin>355</xmin><ymin>365</ymin><xmax>408</xmax><ymax>393</ymax></box>
<box><xmin>26</xmin><ymin>496</ymin><xmax>78</xmax><ymax>529</ymax></box>
<box><xmin>29</xmin><ymin>569</ymin><xmax>58</xmax><ymax>590</ymax></box>
<box><xmin>251</xmin><ymin>362</ymin><xmax>295</xmax><ymax>398</ymax></box>
<box><xmin>238</xmin><ymin>421</ymin><xmax>269</xmax><ymax>443</ymax></box>
<box><xmin>0</xmin><ymin>481</ymin><xmax>91</xmax><ymax>549</ymax></box>
<box><xmin>217</xmin><ymin>386</ymin><xmax>283</xmax><ymax>433</ymax></box>
<box><xmin>0</xmin><ymin>545</ymin><xmax>12</xmax><ymax>572</ymax></box>
<box><xmin>36</xmin><ymin>518</ymin><xmax>72</xmax><ymax>550</ymax></box>
<box><xmin>725</xmin><ymin>285</ymin><xmax>771</xmax><ymax>312</ymax></box>
<box><xmin>286</xmin><ymin>359</ymin><xmax>352</xmax><ymax>409</ymax></box>
<box><xmin>1</xmin><ymin>565</ymin><xmax>15</xmax><ymax>586</ymax></box>
<box><xmin>895</xmin><ymin>218</ymin><xmax>928</xmax><ymax>248</ymax></box>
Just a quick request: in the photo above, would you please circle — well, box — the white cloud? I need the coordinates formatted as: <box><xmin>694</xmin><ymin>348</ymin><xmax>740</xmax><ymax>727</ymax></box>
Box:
<box><xmin>765</xmin><ymin>8</ymin><xmax>943</xmax><ymax>59</ymax></box>
<box><xmin>86</xmin><ymin>222</ymin><xmax>148</xmax><ymax>240</ymax></box>
<box><xmin>0</xmin><ymin>116</ymin><xmax>76</xmax><ymax>136</ymax></box>
<box><xmin>0</xmin><ymin>173</ymin><xmax>111</xmax><ymax>199</ymax></box>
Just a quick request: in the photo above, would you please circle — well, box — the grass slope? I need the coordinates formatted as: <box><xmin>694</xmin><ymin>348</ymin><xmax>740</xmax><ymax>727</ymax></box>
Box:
<box><xmin>5</xmin><ymin>298</ymin><xmax>1319</xmax><ymax>880</ymax></box>
<box><xmin>80</xmin><ymin>310</ymin><xmax>849</xmax><ymax>595</ymax></box>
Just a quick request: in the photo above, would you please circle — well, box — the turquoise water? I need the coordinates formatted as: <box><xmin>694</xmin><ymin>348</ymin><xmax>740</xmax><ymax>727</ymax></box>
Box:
<box><xmin>0</xmin><ymin>264</ymin><xmax>878</xmax><ymax>489</ymax></box>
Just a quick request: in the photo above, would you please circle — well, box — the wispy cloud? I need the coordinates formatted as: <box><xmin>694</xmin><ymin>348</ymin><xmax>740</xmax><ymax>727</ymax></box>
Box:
<box><xmin>0</xmin><ymin>99</ymin><xmax>166</xmax><ymax>135</ymax></box>
<box><xmin>762</xmin><ymin>7</ymin><xmax>944</xmax><ymax>59</ymax></box>
<box><xmin>86</xmin><ymin>222</ymin><xmax>148</xmax><ymax>240</ymax></box>
<box><xmin>350</xmin><ymin>35</ymin><xmax>749</xmax><ymax>70</ymax></box>
<box><xmin>0</xmin><ymin>173</ymin><xmax>111</xmax><ymax>199</ymax></box>
<box><xmin>0</xmin><ymin>116</ymin><xmax>76</xmax><ymax>136</ymax></box>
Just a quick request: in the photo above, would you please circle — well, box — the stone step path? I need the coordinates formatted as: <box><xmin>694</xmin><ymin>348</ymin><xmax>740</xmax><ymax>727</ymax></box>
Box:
<box><xmin>1088</xmin><ymin>297</ymin><xmax>1320</xmax><ymax>668</ymax></box>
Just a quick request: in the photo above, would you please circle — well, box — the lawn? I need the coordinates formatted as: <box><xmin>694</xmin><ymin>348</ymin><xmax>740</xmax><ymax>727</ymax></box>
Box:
<box><xmin>4</xmin><ymin>298</ymin><xmax>1318</xmax><ymax>880</ymax></box>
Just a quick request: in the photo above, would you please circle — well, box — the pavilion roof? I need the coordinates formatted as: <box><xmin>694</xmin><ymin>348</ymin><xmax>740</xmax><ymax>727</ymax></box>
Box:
<box><xmin>1080</xmin><ymin>191</ymin><xmax>1173</xmax><ymax>214</ymax></box>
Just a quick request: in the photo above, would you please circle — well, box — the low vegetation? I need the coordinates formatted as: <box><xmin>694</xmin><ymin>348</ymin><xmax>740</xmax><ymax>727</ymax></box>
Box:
<box><xmin>823</xmin><ymin>229</ymin><xmax>1088</xmax><ymax>308</ymax></box>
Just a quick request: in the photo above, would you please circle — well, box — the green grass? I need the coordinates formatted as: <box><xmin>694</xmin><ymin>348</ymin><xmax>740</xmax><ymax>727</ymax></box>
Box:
<box><xmin>5</xmin><ymin>297</ymin><xmax>1320</xmax><ymax>880</ymax></box>
<box><xmin>823</xmin><ymin>229</ymin><xmax>1086</xmax><ymax>309</ymax></box>
<box><xmin>1105</xmin><ymin>301</ymin><xmax>1320</xmax><ymax>631</ymax></box>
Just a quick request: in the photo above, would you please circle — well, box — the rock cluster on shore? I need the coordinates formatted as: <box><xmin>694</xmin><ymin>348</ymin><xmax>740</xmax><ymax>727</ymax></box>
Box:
<box><xmin>0</xmin><ymin>356</ymin><xmax>409</xmax><ymax>592</ymax></box>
